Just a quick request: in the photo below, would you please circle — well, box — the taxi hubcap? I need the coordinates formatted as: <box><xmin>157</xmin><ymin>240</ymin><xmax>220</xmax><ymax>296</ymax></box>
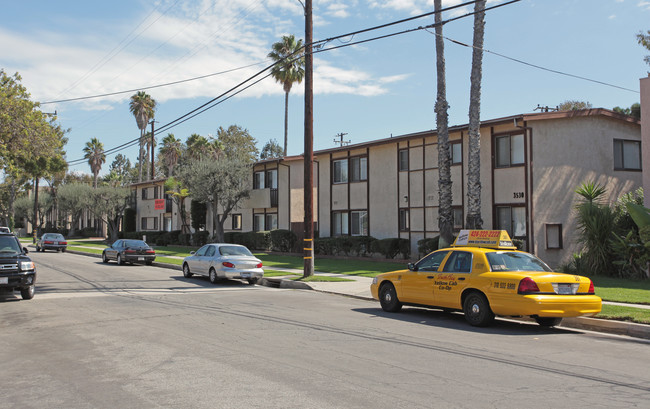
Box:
<box><xmin>384</xmin><ymin>292</ymin><xmax>392</xmax><ymax>302</ymax></box>
<box><xmin>471</xmin><ymin>303</ymin><xmax>480</xmax><ymax>314</ymax></box>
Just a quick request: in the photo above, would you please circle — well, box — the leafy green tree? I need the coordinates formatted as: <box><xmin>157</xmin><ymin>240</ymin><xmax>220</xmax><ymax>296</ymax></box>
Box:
<box><xmin>88</xmin><ymin>186</ymin><xmax>131</xmax><ymax>242</ymax></box>
<box><xmin>558</xmin><ymin>100</ymin><xmax>592</xmax><ymax>111</ymax></box>
<box><xmin>164</xmin><ymin>177</ymin><xmax>191</xmax><ymax>233</ymax></box>
<box><xmin>83</xmin><ymin>137</ymin><xmax>106</xmax><ymax>188</ymax></box>
<box><xmin>216</xmin><ymin>125</ymin><xmax>259</xmax><ymax>163</ymax></box>
<box><xmin>637</xmin><ymin>30</ymin><xmax>650</xmax><ymax>66</ymax></box>
<box><xmin>108</xmin><ymin>153</ymin><xmax>135</xmax><ymax>186</ymax></box>
<box><xmin>613</xmin><ymin>103</ymin><xmax>641</xmax><ymax>120</ymax></box>
<box><xmin>15</xmin><ymin>192</ymin><xmax>52</xmax><ymax>236</ymax></box>
<box><xmin>260</xmin><ymin>139</ymin><xmax>284</xmax><ymax>160</ymax></box>
<box><xmin>185</xmin><ymin>133</ymin><xmax>210</xmax><ymax>161</ymax></box>
<box><xmin>268</xmin><ymin>34</ymin><xmax>305</xmax><ymax>156</ymax></box>
<box><xmin>58</xmin><ymin>183</ymin><xmax>93</xmax><ymax>237</ymax></box>
<box><xmin>129</xmin><ymin>91</ymin><xmax>157</xmax><ymax>182</ymax></box>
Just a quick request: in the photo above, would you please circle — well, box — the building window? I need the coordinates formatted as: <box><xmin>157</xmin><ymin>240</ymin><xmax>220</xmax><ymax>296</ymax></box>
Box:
<box><xmin>232</xmin><ymin>214</ymin><xmax>242</xmax><ymax>230</ymax></box>
<box><xmin>253</xmin><ymin>171</ymin><xmax>265</xmax><ymax>189</ymax></box>
<box><xmin>141</xmin><ymin>217</ymin><xmax>147</xmax><ymax>230</ymax></box>
<box><xmin>265</xmin><ymin>169</ymin><xmax>278</xmax><ymax>189</ymax></box>
<box><xmin>451</xmin><ymin>142</ymin><xmax>462</xmax><ymax>164</ymax></box>
<box><xmin>452</xmin><ymin>207</ymin><xmax>463</xmax><ymax>230</ymax></box>
<box><xmin>333</xmin><ymin>159</ymin><xmax>348</xmax><ymax>183</ymax></box>
<box><xmin>332</xmin><ymin>211</ymin><xmax>349</xmax><ymax>236</ymax></box>
<box><xmin>350</xmin><ymin>210</ymin><xmax>368</xmax><ymax>236</ymax></box>
<box><xmin>253</xmin><ymin>213</ymin><xmax>264</xmax><ymax>232</ymax></box>
<box><xmin>350</xmin><ymin>156</ymin><xmax>368</xmax><ymax>182</ymax></box>
<box><xmin>265</xmin><ymin>213</ymin><xmax>278</xmax><ymax>231</ymax></box>
<box><xmin>399</xmin><ymin>209</ymin><xmax>409</xmax><ymax>231</ymax></box>
<box><xmin>142</xmin><ymin>188</ymin><xmax>148</xmax><ymax>200</ymax></box>
<box><xmin>496</xmin><ymin>206</ymin><xmax>526</xmax><ymax>239</ymax></box>
<box><xmin>154</xmin><ymin>186</ymin><xmax>159</xmax><ymax>199</ymax></box>
<box><xmin>495</xmin><ymin>134</ymin><xmax>524</xmax><ymax>167</ymax></box>
<box><xmin>398</xmin><ymin>149</ymin><xmax>409</xmax><ymax>171</ymax></box>
<box><xmin>545</xmin><ymin>223</ymin><xmax>563</xmax><ymax>249</ymax></box>
<box><xmin>614</xmin><ymin>139</ymin><xmax>641</xmax><ymax>170</ymax></box>
<box><xmin>141</xmin><ymin>217</ymin><xmax>158</xmax><ymax>230</ymax></box>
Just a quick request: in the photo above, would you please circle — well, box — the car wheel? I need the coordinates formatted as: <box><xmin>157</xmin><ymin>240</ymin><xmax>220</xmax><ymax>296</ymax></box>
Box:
<box><xmin>145</xmin><ymin>260</ymin><xmax>153</xmax><ymax>266</ymax></box>
<box><xmin>36</xmin><ymin>246</ymin><xmax>40</xmax><ymax>252</ymax></box>
<box><xmin>248</xmin><ymin>278</ymin><xmax>259</xmax><ymax>285</ymax></box>
<box><xmin>21</xmin><ymin>285</ymin><xmax>35</xmax><ymax>300</ymax></box>
<box><xmin>102</xmin><ymin>252</ymin><xmax>109</xmax><ymax>263</ymax></box>
<box><xmin>62</xmin><ymin>248</ymin><xmax>66</xmax><ymax>253</ymax></box>
<box><xmin>379</xmin><ymin>282</ymin><xmax>402</xmax><ymax>312</ymax></box>
<box><xmin>209</xmin><ymin>268</ymin><xmax>218</xmax><ymax>284</ymax></box>
<box><xmin>117</xmin><ymin>254</ymin><xmax>123</xmax><ymax>265</ymax></box>
<box><xmin>535</xmin><ymin>317</ymin><xmax>562</xmax><ymax>327</ymax></box>
<box><xmin>183</xmin><ymin>264</ymin><xmax>193</xmax><ymax>278</ymax></box>
<box><xmin>463</xmin><ymin>292</ymin><xmax>495</xmax><ymax>327</ymax></box>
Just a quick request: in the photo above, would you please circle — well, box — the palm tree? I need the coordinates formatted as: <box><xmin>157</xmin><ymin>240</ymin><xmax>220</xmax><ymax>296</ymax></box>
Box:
<box><xmin>159</xmin><ymin>133</ymin><xmax>183</xmax><ymax>177</ymax></box>
<box><xmin>185</xmin><ymin>134</ymin><xmax>210</xmax><ymax>161</ymax></box>
<box><xmin>143</xmin><ymin>131</ymin><xmax>157</xmax><ymax>180</ymax></box>
<box><xmin>268</xmin><ymin>34</ymin><xmax>305</xmax><ymax>157</ymax></box>
<box><xmin>129</xmin><ymin>91</ymin><xmax>157</xmax><ymax>182</ymax></box>
<box><xmin>434</xmin><ymin>0</ymin><xmax>453</xmax><ymax>247</ymax></box>
<box><xmin>466</xmin><ymin>0</ymin><xmax>486</xmax><ymax>230</ymax></box>
<box><xmin>83</xmin><ymin>137</ymin><xmax>106</xmax><ymax>188</ymax></box>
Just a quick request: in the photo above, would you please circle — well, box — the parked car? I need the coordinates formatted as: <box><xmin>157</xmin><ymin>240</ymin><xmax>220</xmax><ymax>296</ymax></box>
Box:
<box><xmin>0</xmin><ymin>231</ymin><xmax>36</xmax><ymax>300</ymax></box>
<box><xmin>182</xmin><ymin>243</ymin><xmax>264</xmax><ymax>285</ymax></box>
<box><xmin>36</xmin><ymin>233</ymin><xmax>68</xmax><ymax>252</ymax></box>
<box><xmin>0</xmin><ymin>227</ymin><xmax>10</xmax><ymax>233</ymax></box>
<box><xmin>370</xmin><ymin>230</ymin><xmax>602</xmax><ymax>327</ymax></box>
<box><xmin>101</xmin><ymin>239</ymin><xmax>155</xmax><ymax>265</ymax></box>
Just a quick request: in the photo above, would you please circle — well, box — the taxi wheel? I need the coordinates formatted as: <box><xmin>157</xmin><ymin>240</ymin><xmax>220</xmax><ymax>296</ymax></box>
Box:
<box><xmin>379</xmin><ymin>283</ymin><xmax>402</xmax><ymax>312</ymax></box>
<box><xmin>535</xmin><ymin>317</ymin><xmax>562</xmax><ymax>327</ymax></box>
<box><xmin>183</xmin><ymin>264</ymin><xmax>193</xmax><ymax>278</ymax></box>
<box><xmin>209</xmin><ymin>268</ymin><xmax>218</xmax><ymax>284</ymax></box>
<box><xmin>463</xmin><ymin>292</ymin><xmax>494</xmax><ymax>327</ymax></box>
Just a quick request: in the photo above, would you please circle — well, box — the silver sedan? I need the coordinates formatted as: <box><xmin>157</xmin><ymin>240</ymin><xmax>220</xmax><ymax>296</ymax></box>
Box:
<box><xmin>182</xmin><ymin>243</ymin><xmax>264</xmax><ymax>285</ymax></box>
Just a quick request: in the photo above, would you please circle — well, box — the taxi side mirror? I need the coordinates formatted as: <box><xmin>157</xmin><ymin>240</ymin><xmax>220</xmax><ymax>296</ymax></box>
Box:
<box><xmin>408</xmin><ymin>263</ymin><xmax>417</xmax><ymax>272</ymax></box>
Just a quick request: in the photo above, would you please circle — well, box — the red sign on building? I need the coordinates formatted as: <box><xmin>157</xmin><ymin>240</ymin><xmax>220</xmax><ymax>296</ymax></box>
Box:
<box><xmin>154</xmin><ymin>199</ymin><xmax>165</xmax><ymax>210</ymax></box>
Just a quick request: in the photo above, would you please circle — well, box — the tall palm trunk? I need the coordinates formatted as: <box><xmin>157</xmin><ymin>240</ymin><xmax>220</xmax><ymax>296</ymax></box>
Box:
<box><xmin>283</xmin><ymin>90</ymin><xmax>289</xmax><ymax>157</ymax></box>
<box><xmin>466</xmin><ymin>0</ymin><xmax>486</xmax><ymax>229</ymax></box>
<box><xmin>138</xmin><ymin>129</ymin><xmax>144</xmax><ymax>183</ymax></box>
<box><xmin>435</xmin><ymin>0</ymin><xmax>453</xmax><ymax>247</ymax></box>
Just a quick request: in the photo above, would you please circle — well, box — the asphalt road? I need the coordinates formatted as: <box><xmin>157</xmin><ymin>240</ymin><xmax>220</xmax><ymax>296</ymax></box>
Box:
<box><xmin>1</xmin><ymin>251</ymin><xmax>649</xmax><ymax>409</ymax></box>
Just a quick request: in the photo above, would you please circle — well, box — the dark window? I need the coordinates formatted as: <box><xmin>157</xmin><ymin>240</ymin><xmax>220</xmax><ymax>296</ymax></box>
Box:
<box><xmin>452</xmin><ymin>207</ymin><xmax>463</xmax><ymax>230</ymax></box>
<box><xmin>253</xmin><ymin>213</ymin><xmax>264</xmax><ymax>232</ymax></box>
<box><xmin>350</xmin><ymin>157</ymin><xmax>368</xmax><ymax>182</ymax></box>
<box><xmin>205</xmin><ymin>245</ymin><xmax>216</xmax><ymax>257</ymax></box>
<box><xmin>232</xmin><ymin>214</ymin><xmax>242</xmax><ymax>230</ymax></box>
<box><xmin>399</xmin><ymin>209</ymin><xmax>409</xmax><ymax>231</ymax></box>
<box><xmin>253</xmin><ymin>171</ymin><xmax>264</xmax><ymax>189</ymax></box>
<box><xmin>545</xmin><ymin>223</ymin><xmax>563</xmax><ymax>249</ymax></box>
<box><xmin>333</xmin><ymin>159</ymin><xmax>348</xmax><ymax>183</ymax></box>
<box><xmin>613</xmin><ymin>139</ymin><xmax>641</xmax><ymax>170</ymax></box>
<box><xmin>495</xmin><ymin>134</ymin><xmax>524</xmax><ymax>167</ymax></box>
<box><xmin>141</xmin><ymin>188</ymin><xmax>148</xmax><ymax>200</ymax></box>
<box><xmin>332</xmin><ymin>211</ymin><xmax>348</xmax><ymax>236</ymax></box>
<box><xmin>350</xmin><ymin>211</ymin><xmax>368</xmax><ymax>236</ymax></box>
<box><xmin>265</xmin><ymin>169</ymin><xmax>278</xmax><ymax>189</ymax></box>
<box><xmin>398</xmin><ymin>149</ymin><xmax>409</xmax><ymax>171</ymax></box>
<box><xmin>265</xmin><ymin>213</ymin><xmax>278</xmax><ymax>230</ymax></box>
<box><xmin>416</xmin><ymin>250</ymin><xmax>450</xmax><ymax>271</ymax></box>
<box><xmin>141</xmin><ymin>217</ymin><xmax>147</xmax><ymax>230</ymax></box>
<box><xmin>154</xmin><ymin>186</ymin><xmax>159</xmax><ymax>199</ymax></box>
<box><xmin>496</xmin><ymin>206</ymin><xmax>526</xmax><ymax>239</ymax></box>
<box><xmin>442</xmin><ymin>251</ymin><xmax>473</xmax><ymax>273</ymax></box>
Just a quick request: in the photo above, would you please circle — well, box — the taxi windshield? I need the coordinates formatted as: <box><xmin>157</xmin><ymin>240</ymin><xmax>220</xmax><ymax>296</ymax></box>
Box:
<box><xmin>486</xmin><ymin>251</ymin><xmax>552</xmax><ymax>272</ymax></box>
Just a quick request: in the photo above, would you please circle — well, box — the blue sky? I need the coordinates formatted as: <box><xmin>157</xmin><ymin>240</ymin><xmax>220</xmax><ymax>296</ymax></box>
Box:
<box><xmin>2</xmin><ymin>0</ymin><xmax>648</xmax><ymax>175</ymax></box>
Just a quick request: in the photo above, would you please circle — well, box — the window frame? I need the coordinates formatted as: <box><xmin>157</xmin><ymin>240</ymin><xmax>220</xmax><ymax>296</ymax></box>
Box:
<box><xmin>613</xmin><ymin>139</ymin><xmax>642</xmax><ymax>171</ymax></box>
<box><xmin>253</xmin><ymin>213</ymin><xmax>265</xmax><ymax>232</ymax></box>
<box><xmin>253</xmin><ymin>171</ymin><xmax>265</xmax><ymax>190</ymax></box>
<box><xmin>331</xmin><ymin>211</ymin><xmax>349</xmax><ymax>236</ymax></box>
<box><xmin>398</xmin><ymin>149</ymin><xmax>409</xmax><ymax>171</ymax></box>
<box><xmin>350</xmin><ymin>210</ymin><xmax>368</xmax><ymax>236</ymax></box>
<box><xmin>495</xmin><ymin>134</ymin><xmax>525</xmax><ymax>168</ymax></box>
<box><xmin>349</xmin><ymin>156</ymin><xmax>368</xmax><ymax>182</ymax></box>
<box><xmin>333</xmin><ymin>159</ymin><xmax>348</xmax><ymax>184</ymax></box>
<box><xmin>231</xmin><ymin>214</ymin><xmax>242</xmax><ymax>230</ymax></box>
<box><xmin>545</xmin><ymin>223</ymin><xmax>563</xmax><ymax>249</ymax></box>
<box><xmin>399</xmin><ymin>208</ymin><xmax>410</xmax><ymax>232</ymax></box>
<box><xmin>451</xmin><ymin>141</ymin><xmax>462</xmax><ymax>165</ymax></box>
<box><xmin>265</xmin><ymin>213</ymin><xmax>278</xmax><ymax>231</ymax></box>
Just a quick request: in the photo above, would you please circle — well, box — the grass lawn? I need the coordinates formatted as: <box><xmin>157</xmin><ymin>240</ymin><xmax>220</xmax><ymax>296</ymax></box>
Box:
<box><xmin>291</xmin><ymin>275</ymin><xmax>355</xmax><ymax>282</ymax></box>
<box><xmin>591</xmin><ymin>276</ymin><xmax>650</xmax><ymax>305</ymax></box>
<box><xmin>254</xmin><ymin>253</ymin><xmax>405</xmax><ymax>277</ymax></box>
<box><xmin>597</xmin><ymin>304</ymin><xmax>650</xmax><ymax>324</ymax></box>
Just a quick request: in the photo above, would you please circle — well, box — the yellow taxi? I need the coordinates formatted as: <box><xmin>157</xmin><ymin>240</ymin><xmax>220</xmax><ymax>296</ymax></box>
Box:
<box><xmin>370</xmin><ymin>230</ymin><xmax>602</xmax><ymax>327</ymax></box>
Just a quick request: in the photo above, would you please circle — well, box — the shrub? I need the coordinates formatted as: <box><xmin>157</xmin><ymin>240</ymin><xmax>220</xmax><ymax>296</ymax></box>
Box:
<box><xmin>269</xmin><ymin>229</ymin><xmax>297</xmax><ymax>252</ymax></box>
<box><xmin>178</xmin><ymin>233</ymin><xmax>191</xmax><ymax>246</ymax></box>
<box><xmin>123</xmin><ymin>208</ymin><xmax>136</xmax><ymax>232</ymax></box>
<box><xmin>417</xmin><ymin>236</ymin><xmax>439</xmax><ymax>257</ymax></box>
<box><xmin>371</xmin><ymin>238</ymin><xmax>410</xmax><ymax>259</ymax></box>
<box><xmin>224</xmin><ymin>231</ymin><xmax>270</xmax><ymax>250</ymax></box>
<box><xmin>314</xmin><ymin>237</ymin><xmax>335</xmax><ymax>255</ymax></box>
<box><xmin>348</xmin><ymin>236</ymin><xmax>376</xmax><ymax>257</ymax></box>
<box><xmin>192</xmin><ymin>231</ymin><xmax>210</xmax><ymax>247</ymax></box>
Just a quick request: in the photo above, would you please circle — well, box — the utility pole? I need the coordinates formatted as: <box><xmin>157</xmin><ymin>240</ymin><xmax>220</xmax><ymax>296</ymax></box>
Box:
<box><xmin>150</xmin><ymin>120</ymin><xmax>155</xmax><ymax>180</ymax></box>
<box><xmin>303</xmin><ymin>0</ymin><xmax>314</xmax><ymax>277</ymax></box>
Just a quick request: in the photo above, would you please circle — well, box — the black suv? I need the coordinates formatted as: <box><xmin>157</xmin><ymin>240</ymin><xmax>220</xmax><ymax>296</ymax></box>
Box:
<box><xmin>0</xmin><ymin>232</ymin><xmax>36</xmax><ymax>300</ymax></box>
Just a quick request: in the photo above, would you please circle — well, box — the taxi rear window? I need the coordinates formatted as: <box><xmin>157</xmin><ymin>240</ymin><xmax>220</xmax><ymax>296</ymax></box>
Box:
<box><xmin>486</xmin><ymin>252</ymin><xmax>552</xmax><ymax>272</ymax></box>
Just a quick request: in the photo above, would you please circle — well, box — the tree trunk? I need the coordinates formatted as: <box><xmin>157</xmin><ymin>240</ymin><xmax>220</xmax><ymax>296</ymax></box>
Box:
<box><xmin>466</xmin><ymin>0</ymin><xmax>486</xmax><ymax>230</ymax></box>
<box><xmin>283</xmin><ymin>90</ymin><xmax>289</xmax><ymax>157</ymax></box>
<box><xmin>434</xmin><ymin>0</ymin><xmax>454</xmax><ymax>247</ymax></box>
<box><xmin>138</xmin><ymin>129</ymin><xmax>144</xmax><ymax>183</ymax></box>
<box><xmin>32</xmin><ymin>178</ymin><xmax>39</xmax><ymax>243</ymax></box>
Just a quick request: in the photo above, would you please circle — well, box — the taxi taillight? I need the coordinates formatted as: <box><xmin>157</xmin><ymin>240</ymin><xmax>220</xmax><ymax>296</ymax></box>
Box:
<box><xmin>588</xmin><ymin>280</ymin><xmax>595</xmax><ymax>294</ymax></box>
<box><xmin>518</xmin><ymin>277</ymin><xmax>540</xmax><ymax>294</ymax></box>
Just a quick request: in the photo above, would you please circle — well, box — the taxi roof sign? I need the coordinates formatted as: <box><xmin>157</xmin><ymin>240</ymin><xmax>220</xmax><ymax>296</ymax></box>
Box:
<box><xmin>452</xmin><ymin>230</ymin><xmax>517</xmax><ymax>250</ymax></box>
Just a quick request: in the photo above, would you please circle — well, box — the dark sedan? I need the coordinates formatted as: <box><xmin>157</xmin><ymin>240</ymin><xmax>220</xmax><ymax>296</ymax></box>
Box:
<box><xmin>102</xmin><ymin>239</ymin><xmax>155</xmax><ymax>265</ymax></box>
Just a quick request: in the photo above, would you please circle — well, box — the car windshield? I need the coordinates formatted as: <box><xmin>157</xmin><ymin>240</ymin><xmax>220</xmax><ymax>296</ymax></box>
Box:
<box><xmin>124</xmin><ymin>240</ymin><xmax>147</xmax><ymax>247</ymax></box>
<box><xmin>219</xmin><ymin>245</ymin><xmax>253</xmax><ymax>257</ymax></box>
<box><xmin>486</xmin><ymin>251</ymin><xmax>552</xmax><ymax>272</ymax></box>
<box><xmin>0</xmin><ymin>236</ymin><xmax>21</xmax><ymax>255</ymax></box>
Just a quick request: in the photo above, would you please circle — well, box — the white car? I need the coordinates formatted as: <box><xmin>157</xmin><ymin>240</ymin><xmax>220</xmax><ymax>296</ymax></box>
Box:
<box><xmin>182</xmin><ymin>243</ymin><xmax>264</xmax><ymax>285</ymax></box>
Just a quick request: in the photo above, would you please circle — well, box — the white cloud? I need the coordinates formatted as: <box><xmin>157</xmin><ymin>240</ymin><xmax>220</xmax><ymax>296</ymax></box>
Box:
<box><xmin>639</xmin><ymin>1</ymin><xmax>650</xmax><ymax>10</ymax></box>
